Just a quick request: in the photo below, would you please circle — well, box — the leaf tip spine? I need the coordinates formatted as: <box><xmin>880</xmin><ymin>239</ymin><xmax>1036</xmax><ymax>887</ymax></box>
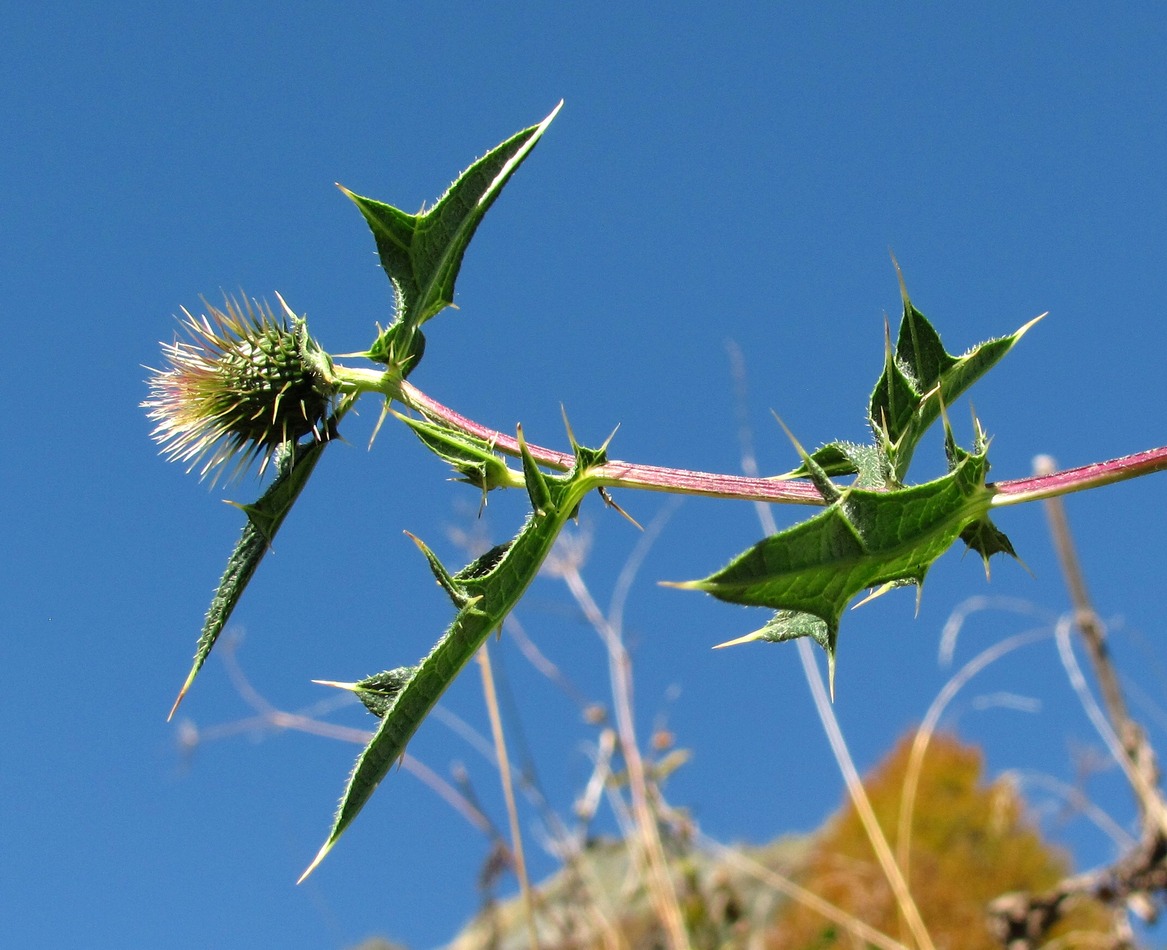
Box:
<box><xmin>889</xmin><ymin>250</ymin><xmax>909</xmax><ymax>306</ymax></box>
<box><xmin>297</xmin><ymin>839</ymin><xmax>334</xmax><ymax>885</ymax></box>
<box><xmin>598</xmin><ymin>487</ymin><xmax>642</xmax><ymax>530</ymax></box>
<box><xmin>1015</xmin><ymin>311</ymin><xmax>1048</xmax><ymax>340</ymax></box>
<box><xmin>851</xmin><ymin>582</ymin><xmax>896</xmax><ymax>610</ymax></box>
<box><xmin>713</xmin><ymin>629</ymin><xmax>765</xmax><ymax>649</ymax></box>
<box><xmin>167</xmin><ymin>668</ymin><xmax>197</xmax><ymax>722</ymax></box>
<box><xmin>598</xmin><ymin>422</ymin><xmax>620</xmax><ymax>455</ymax></box>
<box><xmin>559</xmin><ymin>404</ymin><xmax>578</xmax><ymax>451</ymax></box>
<box><xmin>312</xmin><ymin>679</ymin><xmax>358</xmax><ymax>692</ymax></box>
<box><xmin>773</xmin><ymin>411</ymin><xmax>840</xmax><ymax>503</ymax></box>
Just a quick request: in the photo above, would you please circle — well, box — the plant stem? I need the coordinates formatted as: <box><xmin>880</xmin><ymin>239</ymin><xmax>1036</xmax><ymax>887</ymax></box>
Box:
<box><xmin>402</xmin><ymin>378</ymin><xmax>1167</xmax><ymax>504</ymax></box>
<box><xmin>991</xmin><ymin>445</ymin><xmax>1167</xmax><ymax>506</ymax></box>
<box><xmin>395</xmin><ymin>378</ymin><xmax>826</xmax><ymax>505</ymax></box>
<box><xmin>1036</xmin><ymin>455</ymin><xmax>1164</xmax><ymax>827</ymax></box>
<box><xmin>337</xmin><ymin>366</ymin><xmax>1167</xmax><ymax>508</ymax></box>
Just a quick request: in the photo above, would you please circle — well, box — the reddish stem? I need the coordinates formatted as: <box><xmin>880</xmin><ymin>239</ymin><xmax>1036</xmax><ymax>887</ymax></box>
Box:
<box><xmin>992</xmin><ymin>445</ymin><xmax>1167</xmax><ymax>506</ymax></box>
<box><xmin>398</xmin><ymin>380</ymin><xmax>1167</xmax><ymax>508</ymax></box>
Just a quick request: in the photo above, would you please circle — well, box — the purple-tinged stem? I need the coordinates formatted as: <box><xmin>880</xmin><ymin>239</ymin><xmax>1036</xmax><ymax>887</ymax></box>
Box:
<box><xmin>991</xmin><ymin>445</ymin><xmax>1167</xmax><ymax>506</ymax></box>
<box><xmin>399</xmin><ymin>380</ymin><xmax>826</xmax><ymax>505</ymax></box>
<box><xmin>398</xmin><ymin>379</ymin><xmax>1167</xmax><ymax>508</ymax></box>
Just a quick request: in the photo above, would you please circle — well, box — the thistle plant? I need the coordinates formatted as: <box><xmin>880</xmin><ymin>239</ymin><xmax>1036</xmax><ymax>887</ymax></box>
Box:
<box><xmin>145</xmin><ymin>102</ymin><xmax>1167</xmax><ymax>885</ymax></box>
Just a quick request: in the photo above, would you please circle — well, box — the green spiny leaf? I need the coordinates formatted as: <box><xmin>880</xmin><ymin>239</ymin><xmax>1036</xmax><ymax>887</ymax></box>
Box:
<box><xmin>670</xmin><ymin>440</ymin><xmax>1010</xmax><ymax>689</ymax></box>
<box><xmin>299</xmin><ymin>426</ymin><xmax>608</xmax><ymax>882</ymax></box>
<box><xmin>943</xmin><ymin>410</ymin><xmax>1019</xmax><ymax>576</ymax></box>
<box><xmin>315</xmin><ymin>667</ymin><xmax>420</xmax><ymax>719</ymax></box>
<box><xmin>518</xmin><ymin>424</ymin><xmax>554</xmax><ymax>515</ymax></box>
<box><xmin>871</xmin><ymin>266</ymin><xmax>1042</xmax><ymax>479</ymax></box>
<box><xmin>395</xmin><ymin>411</ymin><xmax>520</xmax><ymax>499</ymax></box>
<box><xmin>367</xmin><ymin>325</ymin><xmax>426</xmax><ymax>377</ymax></box>
<box><xmin>404</xmin><ymin>532</ymin><xmax>475</xmax><ymax>609</ymax></box>
<box><xmin>716</xmin><ymin>609</ymin><xmax>839</xmax><ymax>693</ymax></box>
<box><xmin>782</xmin><ymin>420</ymin><xmax>842</xmax><ymax>504</ymax></box>
<box><xmin>784</xmin><ymin>441</ymin><xmax>892</xmax><ymax>487</ymax></box>
<box><xmin>168</xmin><ymin>436</ymin><xmax>329</xmax><ymax>719</ymax></box>
<box><xmin>342</xmin><ymin>102</ymin><xmax>562</xmax><ymax>370</ymax></box>
<box><xmin>453</xmin><ymin>541</ymin><xmax>513</xmax><ymax>583</ymax></box>
<box><xmin>960</xmin><ymin>518</ymin><xmax>1018</xmax><ymax>574</ymax></box>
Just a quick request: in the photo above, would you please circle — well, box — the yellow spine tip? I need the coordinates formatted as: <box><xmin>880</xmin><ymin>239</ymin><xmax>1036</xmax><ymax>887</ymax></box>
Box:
<box><xmin>713</xmin><ymin>630</ymin><xmax>765</xmax><ymax>649</ymax></box>
<box><xmin>297</xmin><ymin>840</ymin><xmax>333</xmax><ymax>885</ymax></box>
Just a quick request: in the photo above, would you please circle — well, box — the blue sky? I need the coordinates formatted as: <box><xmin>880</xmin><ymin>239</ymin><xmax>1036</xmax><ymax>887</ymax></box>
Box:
<box><xmin>5</xmin><ymin>4</ymin><xmax>1167</xmax><ymax>948</ymax></box>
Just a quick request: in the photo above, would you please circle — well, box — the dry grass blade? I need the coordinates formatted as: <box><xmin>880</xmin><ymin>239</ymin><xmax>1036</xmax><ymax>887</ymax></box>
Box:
<box><xmin>475</xmin><ymin>642</ymin><xmax>538</xmax><ymax>950</ymax></box>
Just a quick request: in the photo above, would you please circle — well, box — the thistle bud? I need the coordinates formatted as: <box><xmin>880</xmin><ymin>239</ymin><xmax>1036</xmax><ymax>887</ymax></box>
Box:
<box><xmin>144</xmin><ymin>294</ymin><xmax>338</xmax><ymax>484</ymax></box>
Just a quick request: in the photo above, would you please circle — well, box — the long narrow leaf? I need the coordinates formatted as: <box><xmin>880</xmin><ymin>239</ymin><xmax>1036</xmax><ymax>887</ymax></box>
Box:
<box><xmin>300</xmin><ymin>430</ymin><xmax>605</xmax><ymax>880</ymax></box>
<box><xmin>168</xmin><ymin>437</ymin><xmax>329</xmax><ymax>719</ymax></box>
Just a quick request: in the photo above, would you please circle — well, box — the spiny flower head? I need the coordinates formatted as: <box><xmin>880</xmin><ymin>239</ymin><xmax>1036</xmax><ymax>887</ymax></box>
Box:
<box><xmin>144</xmin><ymin>293</ymin><xmax>339</xmax><ymax>484</ymax></box>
